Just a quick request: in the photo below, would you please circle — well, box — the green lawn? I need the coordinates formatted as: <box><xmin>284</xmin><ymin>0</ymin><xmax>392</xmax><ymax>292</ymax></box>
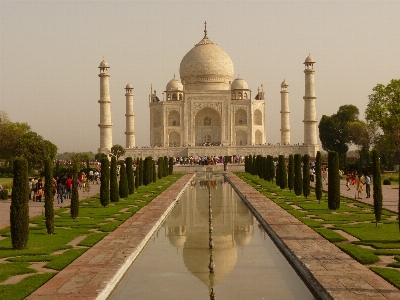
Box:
<box><xmin>0</xmin><ymin>174</ymin><xmax>183</xmax><ymax>299</ymax></box>
<box><xmin>236</xmin><ymin>172</ymin><xmax>400</xmax><ymax>289</ymax></box>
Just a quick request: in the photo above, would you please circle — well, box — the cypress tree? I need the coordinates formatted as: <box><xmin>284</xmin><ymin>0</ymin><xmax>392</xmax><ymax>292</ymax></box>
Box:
<box><xmin>262</xmin><ymin>156</ymin><xmax>268</xmax><ymax>181</ymax></box>
<box><xmin>157</xmin><ymin>157</ymin><xmax>163</xmax><ymax>179</ymax></box>
<box><xmin>372</xmin><ymin>149</ymin><xmax>382</xmax><ymax>227</ymax></box>
<box><xmin>328</xmin><ymin>151</ymin><xmax>340</xmax><ymax>210</ymax></box>
<box><xmin>294</xmin><ymin>154</ymin><xmax>302</xmax><ymax>196</ymax></box>
<box><xmin>169</xmin><ymin>157</ymin><xmax>174</xmax><ymax>175</ymax></box>
<box><xmin>119</xmin><ymin>163</ymin><xmax>129</xmax><ymax>198</ymax></box>
<box><xmin>100</xmin><ymin>157</ymin><xmax>110</xmax><ymax>207</ymax></box>
<box><xmin>152</xmin><ymin>161</ymin><xmax>157</xmax><ymax>182</ymax></box>
<box><xmin>288</xmin><ymin>154</ymin><xmax>294</xmax><ymax>192</ymax></box>
<box><xmin>10</xmin><ymin>157</ymin><xmax>30</xmax><ymax>249</ymax></box>
<box><xmin>110</xmin><ymin>156</ymin><xmax>119</xmax><ymax>202</ymax></box>
<box><xmin>266</xmin><ymin>155</ymin><xmax>271</xmax><ymax>181</ymax></box>
<box><xmin>44</xmin><ymin>158</ymin><xmax>54</xmax><ymax>234</ymax></box>
<box><xmin>315</xmin><ymin>151</ymin><xmax>322</xmax><ymax>203</ymax></box>
<box><xmin>143</xmin><ymin>157</ymin><xmax>149</xmax><ymax>186</ymax></box>
<box><xmin>303</xmin><ymin>154</ymin><xmax>310</xmax><ymax>198</ymax></box>
<box><xmin>125</xmin><ymin>157</ymin><xmax>134</xmax><ymax>194</ymax></box>
<box><xmin>164</xmin><ymin>156</ymin><xmax>169</xmax><ymax>177</ymax></box>
<box><xmin>279</xmin><ymin>155</ymin><xmax>287</xmax><ymax>189</ymax></box>
<box><xmin>398</xmin><ymin>166</ymin><xmax>400</xmax><ymax>231</ymax></box>
<box><xmin>275</xmin><ymin>162</ymin><xmax>280</xmax><ymax>187</ymax></box>
<box><xmin>134</xmin><ymin>159</ymin><xmax>139</xmax><ymax>189</ymax></box>
<box><xmin>270</xmin><ymin>157</ymin><xmax>275</xmax><ymax>183</ymax></box>
<box><xmin>70</xmin><ymin>160</ymin><xmax>80</xmax><ymax>219</ymax></box>
<box><xmin>252</xmin><ymin>155</ymin><xmax>257</xmax><ymax>175</ymax></box>
<box><xmin>139</xmin><ymin>158</ymin><xmax>144</xmax><ymax>186</ymax></box>
<box><xmin>247</xmin><ymin>155</ymin><xmax>253</xmax><ymax>174</ymax></box>
<box><xmin>256</xmin><ymin>155</ymin><xmax>262</xmax><ymax>178</ymax></box>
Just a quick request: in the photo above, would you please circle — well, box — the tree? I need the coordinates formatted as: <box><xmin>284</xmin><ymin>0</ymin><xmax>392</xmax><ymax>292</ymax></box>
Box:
<box><xmin>70</xmin><ymin>160</ymin><xmax>80</xmax><ymax>219</ymax></box>
<box><xmin>13</xmin><ymin>132</ymin><xmax>57</xmax><ymax>171</ymax></box>
<box><xmin>303</xmin><ymin>154</ymin><xmax>310</xmax><ymax>198</ymax></box>
<box><xmin>348</xmin><ymin>120</ymin><xmax>378</xmax><ymax>152</ymax></box>
<box><xmin>10</xmin><ymin>157</ymin><xmax>30</xmax><ymax>249</ymax></box>
<box><xmin>110</xmin><ymin>156</ymin><xmax>119</xmax><ymax>202</ymax></box>
<box><xmin>119</xmin><ymin>163</ymin><xmax>129</xmax><ymax>198</ymax></box>
<box><xmin>288</xmin><ymin>155</ymin><xmax>294</xmax><ymax>192</ymax></box>
<box><xmin>100</xmin><ymin>157</ymin><xmax>110</xmax><ymax>207</ymax></box>
<box><xmin>371</xmin><ymin>149</ymin><xmax>382</xmax><ymax>227</ymax></box>
<box><xmin>44</xmin><ymin>158</ymin><xmax>54</xmax><ymax>234</ymax></box>
<box><xmin>398</xmin><ymin>167</ymin><xmax>400</xmax><ymax>231</ymax></box>
<box><xmin>152</xmin><ymin>161</ymin><xmax>156</xmax><ymax>182</ymax></box>
<box><xmin>275</xmin><ymin>161</ymin><xmax>280</xmax><ymax>187</ymax></box>
<box><xmin>247</xmin><ymin>155</ymin><xmax>252</xmax><ymax>174</ymax></box>
<box><xmin>139</xmin><ymin>158</ymin><xmax>144</xmax><ymax>186</ymax></box>
<box><xmin>315</xmin><ymin>151</ymin><xmax>322</xmax><ymax>203</ymax></box>
<box><xmin>269</xmin><ymin>156</ymin><xmax>275</xmax><ymax>183</ymax></box>
<box><xmin>294</xmin><ymin>154</ymin><xmax>302</xmax><ymax>196</ymax></box>
<box><xmin>95</xmin><ymin>152</ymin><xmax>107</xmax><ymax>162</ymax></box>
<box><xmin>279</xmin><ymin>155</ymin><xmax>287</xmax><ymax>189</ymax></box>
<box><xmin>169</xmin><ymin>157</ymin><xmax>174</xmax><ymax>175</ymax></box>
<box><xmin>125</xmin><ymin>157</ymin><xmax>134</xmax><ymax>194</ymax></box>
<box><xmin>328</xmin><ymin>151</ymin><xmax>340</xmax><ymax>210</ymax></box>
<box><xmin>163</xmin><ymin>156</ymin><xmax>169</xmax><ymax>177</ymax></box>
<box><xmin>319</xmin><ymin>104</ymin><xmax>360</xmax><ymax>155</ymax></box>
<box><xmin>366</xmin><ymin>79</ymin><xmax>400</xmax><ymax>169</ymax></box>
<box><xmin>157</xmin><ymin>157</ymin><xmax>163</xmax><ymax>179</ymax></box>
<box><xmin>109</xmin><ymin>144</ymin><xmax>126</xmax><ymax>160</ymax></box>
<box><xmin>135</xmin><ymin>159</ymin><xmax>139</xmax><ymax>189</ymax></box>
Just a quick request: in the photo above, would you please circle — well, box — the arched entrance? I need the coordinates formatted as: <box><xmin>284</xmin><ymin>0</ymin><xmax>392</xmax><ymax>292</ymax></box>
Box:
<box><xmin>195</xmin><ymin>107</ymin><xmax>222</xmax><ymax>145</ymax></box>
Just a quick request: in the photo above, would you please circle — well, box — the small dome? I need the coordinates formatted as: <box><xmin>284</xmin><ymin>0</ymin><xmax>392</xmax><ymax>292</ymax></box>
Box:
<box><xmin>281</xmin><ymin>79</ymin><xmax>288</xmax><ymax>87</ymax></box>
<box><xmin>126</xmin><ymin>83</ymin><xmax>133</xmax><ymax>89</ymax></box>
<box><xmin>304</xmin><ymin>54</ymin><xmax>315</xmax><ymax>64</ymax></box>
<box><xmin>166</xmin><ymin>78</ymin><xmax>183</xmax><ymax>91</ymax></box>
<box><xmin>231</xmin><ymin>77</ymin><xmax>249</xmax><ymax>90</ymax></box>
<box><xmin>99</xmin><ymin>60</ymin><xmax>109</xmax><ymax>68</ymax></box>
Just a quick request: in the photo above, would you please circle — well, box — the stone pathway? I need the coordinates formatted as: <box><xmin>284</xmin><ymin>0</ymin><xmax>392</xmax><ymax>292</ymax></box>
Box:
<box><xmin>26</xmin><ymin>173</ymin><xmax>194</xmax><ymax>300</ymax></box>
<box><xmin>226</xmin><ymin>173</ymin><xmax>400</xmax><ymax>300</ymax></box>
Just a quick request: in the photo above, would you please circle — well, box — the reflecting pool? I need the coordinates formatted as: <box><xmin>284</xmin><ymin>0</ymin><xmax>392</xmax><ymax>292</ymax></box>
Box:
<box><xmin>108</xmin><ymin>173</ymin><xmax>314</xmax><ymax>299</ymax></box>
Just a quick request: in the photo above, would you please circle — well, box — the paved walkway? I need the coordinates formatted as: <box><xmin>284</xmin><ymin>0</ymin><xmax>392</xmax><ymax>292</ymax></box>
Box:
<box><xmin>27</xmin><ymin>173</ymin><xmax>194</xmax><ymax>300</ymax></box>
<box><xmin>226</xmin><ymin>173</ymin><xmax>400</xmax><ymax>300</ymax></box>
<box><xmin>335</xmin><ymin>180</ymin><xmax>399</xmax><ymax>213</ymax></box>
<box><xmin>0</xmin><ymin>183</ymin><xmax>101</xmax><ymax>230</ymax></box>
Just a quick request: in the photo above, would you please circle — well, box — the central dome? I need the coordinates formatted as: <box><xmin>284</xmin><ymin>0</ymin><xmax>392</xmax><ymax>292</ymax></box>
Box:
<box><xmin>179</xmin><ymin>35</ymin><xmax>234</xmax><ymax>90</ymax></box>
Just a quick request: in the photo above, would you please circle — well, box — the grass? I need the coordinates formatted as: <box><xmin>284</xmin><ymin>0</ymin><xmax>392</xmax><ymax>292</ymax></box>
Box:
<box><xmin>236</xmin><ymin>172</ymin><xmax>400</xmax><ymax>289</ymax></box>
<box><xmin>0</xmin><ymin>174</ymin><xmax>183</xmax><ymax>299</ymax></box>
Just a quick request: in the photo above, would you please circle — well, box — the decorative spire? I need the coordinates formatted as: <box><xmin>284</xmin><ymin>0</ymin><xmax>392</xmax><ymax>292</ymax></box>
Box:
<box><xmin>204</xmin><ymin>21</ymin><xmax>208</xmax><ymax>38</ymax></box>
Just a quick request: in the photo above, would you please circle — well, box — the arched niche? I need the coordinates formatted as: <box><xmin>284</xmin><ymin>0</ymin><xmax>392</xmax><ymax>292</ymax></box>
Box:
<box><xmin>235</xmin><ymin>109</ymin><xmax>247</xmax><ymax>125</ymax></box>
<box><xmin>255</xmin><ymin>130</ymin><xmax>263</xmax><ymax>145</ymax></box>
<box><xmin>194</xmin><ymin>107</ymin><xmax>221</xmax><ymax>145</ymax></box>
<box><xmin>168</xmin><ymin>110</ymin><xmax>180</xmax><ymax>126</ymax></box>
<box><xmin>169</xmin><ymin>131</ymin><xmax>180</xmax><ymax>146</ymax></box>
<box><xmin>254</xmin><ymin>109</ymin><xmax>262</xmax><ymax>125</ymax></box>
<box><xmin>236</xmin><ymin>130</ymin><xmax>247</xmax><ymax>146</ymax></box>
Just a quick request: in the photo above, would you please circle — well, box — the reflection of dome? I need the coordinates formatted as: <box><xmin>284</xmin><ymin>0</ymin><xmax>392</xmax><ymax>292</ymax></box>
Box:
<box><xmin>168</xmin><ymin>235</ymin><xmax>186</xmax><ymax>248</ymax></box>
<box><xmin>231</xmin><ymin>77</ymin><xmax>248</xmax><ymax>90</ymax></box>
<box><xmin>166</xmin><ymin>78</ymin><xmax>183</xmax><ymax>91</ymax></box>
<box><xmin>179</xmin><ymin>35</ymin><xmax>234</xmax><ymax>89</ymax></box>
<box><xmin>234</xmin><ymin>225</ymin><xmax>253</xmax><ymax>246</ymax></box>
<box><xmin>183</xmin><ymin>235</ymin><xmax>237</xmax><ymax>286</ymax></box>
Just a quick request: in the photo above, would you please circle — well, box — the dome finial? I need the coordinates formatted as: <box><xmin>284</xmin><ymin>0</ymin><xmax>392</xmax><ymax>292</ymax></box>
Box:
<box><xmin>204</xmin><ymin>21</ymin><xmax>208</xmax><ymax>38</ymax></box>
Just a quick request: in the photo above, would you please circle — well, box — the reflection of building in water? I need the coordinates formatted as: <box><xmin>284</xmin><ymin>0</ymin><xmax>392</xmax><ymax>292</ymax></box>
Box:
<box><xmin>164</xmin><ymin>176</ymin><xmax>254</xmax><ymax>286</ymax></box>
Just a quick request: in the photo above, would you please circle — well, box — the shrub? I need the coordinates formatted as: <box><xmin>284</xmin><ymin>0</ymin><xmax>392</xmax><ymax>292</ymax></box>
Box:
<box><xmin>1</xmin><ymin>189</ymin><xmax>8</xmax><ymax>200</ymax></box>
<box><xmin>100</xmin><ymin>157</ymin><xmax>110</xmax><ymax>207</ymax></box>
<box><xmin>372</xmin><ymin>149</ymin><xmax>382</xmax><ymax>227</ymax></box>
<box><xmin>294</xmin><ymin>154</ymin><xmax>302</xmax><ymax>196</ymax></box>
<box><xmin>119</xmin><ymin>163</ymin><xmax>129</xmax><ymax>198</ymax></box>
<box><xmin>10</xmin><ymin>157</ymin><xmax>30</xmax><ymax>249</ymax></box>
<box><xmin>125</xmin><ymin>157</ymin><xmax>134</xmax><ymax>194</ymax></box>
<box><xmin>44</xmin><ymin>158</ymin><xmax>54</xmax><ymax>234</ymax></box>
<box><xmin>303</xmin><ymin>154</ymin><xmax>310</xmax><ymax>198</ymax></box>
<box><xmin>110</xmin><ymin>156</ymin><xmax>119</xmax><ymax>202</ymax></box>
<box><xmin>383</xmin><ymin>179</ymin><xmax>391</xmax><ymax>185</ymax></box>
<box><xmin>328</xmin><ymin>151</ymin><xmax>340</xmax><ymax>210</ymax></box>
<box><xmin>315</xmin><ymin>151</ymin><xmax>322</xmax><ymax>202</ymax></box>
<box><xmin>70</xmin><ymin>160</ymin><xmax>80</xmax><ymax>219</ymax></box>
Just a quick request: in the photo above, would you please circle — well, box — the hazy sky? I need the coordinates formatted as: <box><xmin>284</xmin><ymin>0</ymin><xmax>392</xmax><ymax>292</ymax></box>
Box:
<box><xmin>1</xmin><ymin>0</ymin><xmax>399</xmax><ymax>153</ymax></box>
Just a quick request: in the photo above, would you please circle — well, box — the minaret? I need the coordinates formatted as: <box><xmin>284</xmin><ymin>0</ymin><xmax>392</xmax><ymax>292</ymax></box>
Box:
<box><xmin>280</xmin><ymin>80</ymin><xmax>290</xmax><ymax>145</ymax></box>
<box><xmin>125</xmin><ymin>83</ymin><xmax>135</xmax><ymax>148</ymax></box>
<box><xmin>303</xmin><ymin>55</ymin><xmax>317</xmax><ymax>145</ymax></box>
<box><xmin>98</xmin><ymin>60</ymin><xmax>113</xmax><ymax>154</ymax></box>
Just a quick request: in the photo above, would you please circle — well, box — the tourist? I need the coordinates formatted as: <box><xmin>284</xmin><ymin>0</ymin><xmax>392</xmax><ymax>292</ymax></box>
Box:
<box><xmin>35</xmin><ymin>178</ymin><xmax>43</xmax><ymax>202</ymax></box>
<box><xmin>357</xmin><ymin>174</ymin><xmax>364</xmax><ymax>199</ymax></box>
<box><xmin>65</xmin><ymin>176</ymin><xmax>73</xmax><ymax>199</ymax></box>
<box><xmin>365</xmin><ymin>173</ymin><xmax>371</xmax><ymax>198</ymax></box>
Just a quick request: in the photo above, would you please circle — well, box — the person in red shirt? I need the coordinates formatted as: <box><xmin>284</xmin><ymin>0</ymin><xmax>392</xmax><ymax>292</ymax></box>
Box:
<box><xmin>65</xmin><ymin>176</ymin><xmax>73</xmax><ymax>199</ymax></box>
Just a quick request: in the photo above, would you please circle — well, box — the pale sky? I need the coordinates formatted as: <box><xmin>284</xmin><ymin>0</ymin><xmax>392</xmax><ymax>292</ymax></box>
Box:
<box><xmin>1</xmin><ymin>0</ymin><xmax>399</xmax><ymax>153</ymax></box>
